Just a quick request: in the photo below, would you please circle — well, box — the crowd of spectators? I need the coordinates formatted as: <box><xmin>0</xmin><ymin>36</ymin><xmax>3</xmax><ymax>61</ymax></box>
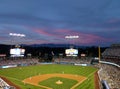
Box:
<box><xmin>54</xmin><ymin>57</ymin><xmax>91</xmax><ymax>64</ymax></box>
<box><xmin>0</xmin><ymin>78</ymin><xmax>10</xmax><ymax>89</ymax></box>
<box><xmin>0</xmin><ymin>58</ymin><xmax>39</xmax><ymax>67</ymax></box>
<box><xmin>100</xmin><ymin>44</ymin><xmax>120</xmax><ymax>88</ymax></box>
<box><xmin>98</xmin><ymin>64</ymin><xmax>120</xmax><ymax>89</ymax></box>
<box><xmin>0</xmin><ymin>57</ymin><xmax>92</xmax><ymax>67</ymax></box>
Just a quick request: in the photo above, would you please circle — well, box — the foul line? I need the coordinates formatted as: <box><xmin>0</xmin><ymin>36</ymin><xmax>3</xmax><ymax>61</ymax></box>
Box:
<box><xmin>71</xmin><ymin>78</ymin><xmax>87</xmax><ymax>89</ymax></box>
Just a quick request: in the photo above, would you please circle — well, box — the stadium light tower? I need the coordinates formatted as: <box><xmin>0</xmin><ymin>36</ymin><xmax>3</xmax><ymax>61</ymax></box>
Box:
<box><xmin>9</xmin><ymin>33</ymin><xmax>26</xmax><ymax>47</ymax></box>
<box><xmin>65</xmin><ymin>35</ymin><xmax>79</xmax><ymax>48</ymax></box>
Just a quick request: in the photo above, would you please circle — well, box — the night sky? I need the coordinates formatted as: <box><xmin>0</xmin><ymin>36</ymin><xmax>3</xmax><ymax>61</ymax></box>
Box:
<box><xmin>0</xmin><ymin>0</ymin><xmax>120</xmax><ymax>46</ymax></box>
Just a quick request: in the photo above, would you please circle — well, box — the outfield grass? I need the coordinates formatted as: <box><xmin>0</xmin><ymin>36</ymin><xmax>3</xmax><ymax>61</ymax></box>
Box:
<box><xmin>0</xmin><ymin>64</ymin><xmax>97</xmax><ymax>89</ymax></box>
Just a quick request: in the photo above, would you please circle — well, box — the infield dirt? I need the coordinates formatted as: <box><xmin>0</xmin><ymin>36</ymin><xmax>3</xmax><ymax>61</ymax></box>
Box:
<box><xmin>23</xmin><ymin>73</ymin><xmax>87</xmax><ymax>89</ymax></box>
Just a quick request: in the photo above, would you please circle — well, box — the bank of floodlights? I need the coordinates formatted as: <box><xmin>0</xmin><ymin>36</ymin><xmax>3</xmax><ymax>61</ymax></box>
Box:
<box><xmin>65</xmin><ymin>35</ymin><xmax>79</xmax><ymax>39</ymax></box>
<box><xmin>65</xmin><ymin>35</ymin><xmax>79</xmax><ymax>48</ymax></box>
<box><xmin>9</xmin><ymin>33</ymin><xmax>26</xmax><ymax>37</ymax></box>
<box><xmin>9</xmin><ymin>33</ymin><xmax>26</xmax><ymax>46</ymax></box>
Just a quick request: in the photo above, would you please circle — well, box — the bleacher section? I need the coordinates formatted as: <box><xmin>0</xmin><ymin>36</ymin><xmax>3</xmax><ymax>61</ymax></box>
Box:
<box><xmin>102</xmin><ymin>44</ymin><xmax>120</xmax><ymax>65</ymax></box>
<box><xmin>54</xmin><ymin>57</ymin><xmax>91</xmax><ymax>64</ymax></box>
<box><xmin>97</xmin><ymin>64</ymin><xmax>120</xmax><ymax>89</ymax></box>
<box><xmin>0</xmin><ymin>58</ymin><xmax>39</xmax><ymax>67</ymax></box>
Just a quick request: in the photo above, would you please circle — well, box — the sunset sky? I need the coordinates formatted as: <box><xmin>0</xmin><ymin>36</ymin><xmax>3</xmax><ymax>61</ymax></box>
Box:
<box><xmin>0</xmin><ymin>0</ymin><xmax>120</xmax><ymax>46</ymax></box>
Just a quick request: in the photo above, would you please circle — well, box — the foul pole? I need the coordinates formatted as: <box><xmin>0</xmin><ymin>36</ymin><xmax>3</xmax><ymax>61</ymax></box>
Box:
<box><xmin>98</xmin><ymin>46</ymin><xmax>101</xmax><ymax>63</ymax></box>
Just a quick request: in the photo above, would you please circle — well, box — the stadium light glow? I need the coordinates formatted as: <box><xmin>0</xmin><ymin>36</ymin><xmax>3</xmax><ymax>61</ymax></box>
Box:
<box><xmin>65</xmin><ymin>35</ymin><xmax>79</xmax><ymax>39</ymax></box>
<box><xmin>9</xmin><ymin>33</ymin><xmax>26</xmax><ymax>37</ymax></box>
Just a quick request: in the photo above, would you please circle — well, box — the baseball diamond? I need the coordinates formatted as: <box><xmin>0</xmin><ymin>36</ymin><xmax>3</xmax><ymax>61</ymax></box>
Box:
<box><xmin>23</xmin><ymin>74</ymin><xmax>87</xmax><ymax>89</ymax></box>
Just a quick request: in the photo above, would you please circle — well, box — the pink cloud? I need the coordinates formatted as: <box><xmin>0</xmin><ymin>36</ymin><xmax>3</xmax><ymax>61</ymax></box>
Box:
<box><xmin>55</xmin><ymin>29</ymin><xmax>71</xmax><ymax>33</ymax></box>
<box><xmin>107</xmin><ymin>18</ymin><xmax>120</xmax><ymax>24</ymax></box>
<box><xmin>27</xmin><ymin>27</ymin><xmax>113</xmax><ymax>45</ymax></box>
<box><xmin>55</xmin><ymin>29</ymin><xmax>112</xmax><ymax>45</ymax></box>
<box><xmin>35</xmin><ymin>29</ymin><xmax>52</xmax><ymax>36</ymax></box>
<box><xmin>33</xmin><ymin>28</ymin><xmax>59</xmax><ymax>37</ymax></box>
<box><xmin>53</xmin><ymin>29</ymin><xmax>79</xmax><ymax>38</ymax></box>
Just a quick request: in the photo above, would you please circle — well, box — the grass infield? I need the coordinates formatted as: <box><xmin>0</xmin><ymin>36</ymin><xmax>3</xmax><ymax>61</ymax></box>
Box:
<box><xmin>39</xmin><ymin>77</ymin><xmax>77</xmax><ymax>89</ymax></box>
<box><xmin>0</xmin><ymin>64</ymin><xmax>97</xmax><ymax>89</ymax></box>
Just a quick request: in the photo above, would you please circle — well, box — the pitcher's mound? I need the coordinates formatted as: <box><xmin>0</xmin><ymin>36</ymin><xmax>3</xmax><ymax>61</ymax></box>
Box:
<box><xmin>56</xmin><ymin>80</ymin><xmax>63</xmax><ymax>85</ymax></box>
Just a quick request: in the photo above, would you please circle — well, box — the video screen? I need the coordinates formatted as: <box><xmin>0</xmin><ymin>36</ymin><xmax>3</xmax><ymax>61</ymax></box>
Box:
<box><xmin>65</xmin><ymin>48</ymin><xmax>78</xmax><ymax>56</ymax></box>
<box><xmin>10</xmin><ymin>48</ymin><xmax>25</xmax><ymax>57</ymax></box>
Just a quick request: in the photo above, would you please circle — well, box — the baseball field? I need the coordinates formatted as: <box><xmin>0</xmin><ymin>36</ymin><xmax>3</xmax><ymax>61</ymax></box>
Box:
<box><xmin>0</xmin><ymin>64</ymin><xmax>98</xmax><ymax>89</ymax></box>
